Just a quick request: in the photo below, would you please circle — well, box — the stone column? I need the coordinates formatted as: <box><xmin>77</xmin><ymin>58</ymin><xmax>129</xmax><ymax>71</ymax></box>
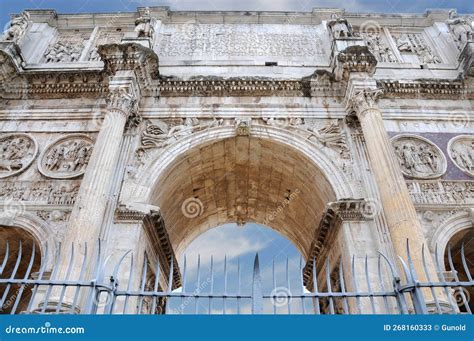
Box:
<box><xmin>347</xmin><ymin>88</ymin><xmax>439</xmax><ymax>287</ymax></box>
<box><xmin>46</xmin><ymin>71</ymin><xmax>140</xmax><ymax>313</ymax></box>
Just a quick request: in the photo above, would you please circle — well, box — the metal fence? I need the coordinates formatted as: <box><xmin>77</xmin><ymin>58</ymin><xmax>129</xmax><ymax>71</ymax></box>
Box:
<box><xmin>0</xmin><ymin>239</ymin><xmax>473</xmax><ymax>315</ymax></box>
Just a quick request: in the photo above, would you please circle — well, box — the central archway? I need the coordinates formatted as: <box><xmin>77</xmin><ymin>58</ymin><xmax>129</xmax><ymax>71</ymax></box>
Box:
<box><xmin>130</xmin><ymin>125</ymin><xmax>353</xmax><ymax>259</ymax></box>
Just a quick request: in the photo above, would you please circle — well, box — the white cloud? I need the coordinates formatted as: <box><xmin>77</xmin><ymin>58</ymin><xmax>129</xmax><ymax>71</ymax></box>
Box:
<box><xmin>182</xmin><ymin>223</ymin><xmax>271</xmax><ymax>264</ymax></box>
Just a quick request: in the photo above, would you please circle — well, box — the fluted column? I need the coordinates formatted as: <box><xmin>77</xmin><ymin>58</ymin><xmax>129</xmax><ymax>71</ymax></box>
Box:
<box><xmin>46</xmin><ymin>72</ymin><xmax>140</xmax><ymax>313</ymax></box>
<box><xmin>347</xmin><ymin>88</ymin><xmax>439</xmax><ymax>285</ymax></box>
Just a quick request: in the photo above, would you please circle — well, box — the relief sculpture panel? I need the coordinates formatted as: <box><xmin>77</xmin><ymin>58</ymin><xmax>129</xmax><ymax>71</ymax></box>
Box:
<box><xmin>448</xmin><ymin>135</ymin><xmax>474</xmax><ymax>177</ymax></box>
<box><xmin>38</xmin><ymin>134</ymin><xmax>94</xmax><ymax>179</ymax></box>
<box><xmin>0</xmin><ymin>133</ymin><xmax>38</xmax><ymax>178</ymax></box>
<box><xmin>392</xmin><ymin>134</ymin><xmax>447</xmax><ymax>179</ymax></box>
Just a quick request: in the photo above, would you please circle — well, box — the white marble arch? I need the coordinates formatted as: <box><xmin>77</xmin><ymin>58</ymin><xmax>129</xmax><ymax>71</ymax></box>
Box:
<box><xmin>430</xmin><ymin>210</ymin><xmax>473</xmax><ymax>272</ymax></box>
<box><xmin>0</xmin><ymin>212</ymin><xmax>57</xmax><ymax>268</ymax></box>
<box><xmin>121</xmin><ymin>124</ymin><xmax>357</xmax><ymax>256</ymax></box>
<box><xmin>125</xmin><ymin>124</ymin><xmax>356</xmax><ymax>203</ymax></box>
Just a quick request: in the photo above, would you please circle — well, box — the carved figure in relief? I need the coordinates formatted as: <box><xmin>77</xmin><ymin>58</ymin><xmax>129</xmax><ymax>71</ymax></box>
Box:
<box><xmin>447</xmin><ymin>10</ymin><xmax>473</xmax><ymax>48</ymax></box>
<box><xmin>135</xmin><ymin>7</ymin><xmax>154</xmax><ymax>39</ymax></box>
<box><xmin>0</xmin><ymin>136</ymin><xmax>34</xmax><ymax>175</ymax></box>
<box><xmin>138</xmin><ymin>118</ymin><xmax>224</xmax><ymax>153</ymax></box>
<box><xmin>44</xmin><ymin>140</ymin><xmax>92</xmax><ymax>174</ymax></box>
<box><xmin>395</xmin><ymin>33</ymin><xmax>441</xmax><ymax>64</ymax></box>
<box><xmin>1</xmin><ymin>12</ymin><xmax>30</xmax><ymax>44</ymax></box>
<box><xmin>327</xmin><ymin>14</ymin><xmax>353</xmax><ymax>39</ymax></box>
<box><xmin>392</xmin><ymin>137</ymin><xmax>445</xmax><ymax>179</ymax></box>
<box><xmin>450</xmin><ymin>139</ymin><xmax>474</xmax><ymax>175</ymax></box>
<box><xmin>44</xmin><ymin>41</ymin><xmax>83</xmax><ymax>63</ymax></box>
<box><xmin>89</xmin><ymin>47</ymin><xmax>101</xmax><ymax>61</ymax></box>
<box><xmin>364</xmin><ymin>32</ymin><xmax>396</xmax><ymax>62</ymax></box>
<box><xmin>307</xmin><ymin>121</ymin><xmax>349</xmax><ymax>158</ymax></box>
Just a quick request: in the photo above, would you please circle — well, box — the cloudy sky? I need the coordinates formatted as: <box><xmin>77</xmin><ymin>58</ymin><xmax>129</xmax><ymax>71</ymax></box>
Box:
<box><xmin>1</xmin><ymin>0</ymin><xmax>473</xmax><ymax>27</ymax></box>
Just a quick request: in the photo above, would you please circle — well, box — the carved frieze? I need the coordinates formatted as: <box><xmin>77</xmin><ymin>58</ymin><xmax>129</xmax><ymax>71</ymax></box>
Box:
<box><xmin>392</xmin><ymin>134</ymin><xmax>447</xmax><ymax>179</ymax></box>
<box><xmin>137</xmin><ymin>118</ymin><xmax>224</xmax><ymax>157</ymax></box>
<box><xmin>361</xmin><ymin>32</ymin><xmax>397</xmax><ymax>63</ymax></box>
<box><xmin>38</xmin><ymin>134</ymin><xmax>94</xmax><ymax>179</ymax></box>
<box><xmin>43</xmin><ymin>32</ymin><xmax>88</xmax><ymax>63</ymax></box>
<box><xmin>393</xmin><ymin>33</ymin><xmax>441</xmax><ymax>64</ymax></box>
<box><xmin>36</xmin><ymin>210</ymin><xmax>71</xmax><ymax>223</ymax></box>
<box><xmin>448</xmin><ymin>135</ymin><xmax>474</xmax><ymax>177</ymax></box>
<box><xmin>0</xmin><ymin>180</ymin><xmax>79</xmax><ymax>205</ymax></box>
<box><xmin>0</xmin><ymin>133</ymin><xmax>38</xmax><ymax>179</ymax></box>
<box><xmin>407</xmin><ymin>180</ymin><xmax>473</xmax><ymax>206</ymax></box>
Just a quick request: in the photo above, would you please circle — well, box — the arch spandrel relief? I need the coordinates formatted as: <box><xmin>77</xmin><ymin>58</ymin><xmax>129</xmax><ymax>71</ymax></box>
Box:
<box><xmin>38</xmin><ymin>134</ymin><xmax>94</xmax><ymax>179</ymax></box>
<box><xmin>391</xmin><ymin>134</ymin><xmax>447</xmax><ymax>179</ymax></box>
<box><xmin>0</xmin><ymin>133</ymin><xmax>38</xmax><ymax>179</ymax></box>
<box><xmin>448</xmin><ymin>135</ymin><xmax>474</xmax><ymax>177</ymax></box>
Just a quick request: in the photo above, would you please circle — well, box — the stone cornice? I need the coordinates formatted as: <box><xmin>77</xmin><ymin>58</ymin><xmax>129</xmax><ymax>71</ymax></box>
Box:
<box><xmin>98</xmin><ymin>43</ymin><xmax>159</xmax><ymax>95</ymax></box>
<box><xmin>377</xmin><ymin>79</ymin><xmax>471</xmax><ymax>99</ymax></box>
<box><xmin>302</xmin><ymin>198</ymin><xmax>374</xmax><ymax>288</ymax></box>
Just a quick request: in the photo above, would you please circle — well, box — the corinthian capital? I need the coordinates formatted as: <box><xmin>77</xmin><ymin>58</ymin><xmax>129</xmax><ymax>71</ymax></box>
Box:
<box><xmin>106</xmin><ymin>86</ymin><xmax>139</xmax><ymax>116</ymax></box>
<box><xmin>348</xmin><ymin>88</ymin><xmax>383</xmax><ymax>117</ymax></box>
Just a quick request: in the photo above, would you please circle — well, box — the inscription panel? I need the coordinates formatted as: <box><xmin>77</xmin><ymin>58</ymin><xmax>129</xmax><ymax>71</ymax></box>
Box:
<box><xmin>156</xmin><ymin>24</ymin><xmax>329</xmax><ymax>63</ymax></box>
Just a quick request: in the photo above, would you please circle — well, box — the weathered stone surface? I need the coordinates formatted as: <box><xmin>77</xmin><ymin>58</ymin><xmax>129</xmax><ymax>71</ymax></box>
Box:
<box><xmin>0</xmin><ymin>6</ymin><xmax>472</xmax><ymax>313</ymax></box>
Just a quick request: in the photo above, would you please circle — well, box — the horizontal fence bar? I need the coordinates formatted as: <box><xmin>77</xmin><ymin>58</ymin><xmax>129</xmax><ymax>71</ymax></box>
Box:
<box><xmin>1</xmin><ymin>239</ymin><xmax>473</xmax><ymax>315</ymax></box>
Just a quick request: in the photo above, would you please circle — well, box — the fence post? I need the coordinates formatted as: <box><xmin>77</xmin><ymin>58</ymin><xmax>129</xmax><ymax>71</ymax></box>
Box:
<box><xmin>252</xmin><ymin>254</ymin><xmax>263</xmax><ymax>314</ymax></box>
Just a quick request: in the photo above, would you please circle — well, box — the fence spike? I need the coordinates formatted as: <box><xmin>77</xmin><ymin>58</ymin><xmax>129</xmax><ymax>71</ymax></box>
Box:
<box><xmin>286</xmin><ymin>256</ymin><xmax>291</xmax><ymax>314</ymax></box>
<box><xmin>26</xmin><ymin>241</ymin><xmax>50</xmax><ymax>313</ymax></box>
<box><xmin>312</xmin><ymin>257</ymin><xmax>320</xmax><ymax>314</ymax></box>
<box><xmin>272</xmin><ymin>256</ymin><xmax>276</xmax><ymax>314</ymax></box>
<box><xmin>433</xmin><ymin>244</ymin><xmax>457</xmax><ymax>312</ymax></box>
<box><xmin>55</xmin><ymin>242</ymin><xmax>76</xmax><ymax>313</ymax></box>
<box><xmin>338</xmin><ymin>259</ymin><xmax>349</xmax><ymax>315</ymax></box>
<box><xmin>122</xmin><ymin>253</ymin><xmax>135</xmax><ymax>314</ymax></box>
<box><xmin>251</xmin><ymin>253</ymin><xmax>263</xmax><ymax>314</ymax></box>
<box><xmin>223</xmin><ymin>255</ymin><xmax>228</xmax><ymax>314</ymax></box>
<box><xmin>421</xmin><ymin>244</ymin><xmax>441</xmax><ymax>314</ymax></box>
<box><xmin>377</xmin><ymin>255</ymin><xmax>390</xmax><ymax>313</ymax></box>
<box><xmin>0</xmin><ymin>241</ymin><xmax>23</xmax><ymax>310</ymax></box>
<box><xmin>300</xmin><ymin>256</ymin><xmax>306</xmax><ymax>315</ymax></box>
<box><xmin>325</xmin><ymin>258</ymin><xmax>334</xmax><ymax>315</ymax></box>
<box><xmin>365</xmin><ymin>255</ymin><xmax>376</xmax><ymax>314</ymax></box>
<box><xmin>460</xmin><ymin>242</ymin><xmax>473</xmax><ymax>282</ymax></box>
<box><xmin>351</xmin><ymin>255</ymin><xmax>362</xmax><ymax>314</ymax></box>
<box><xmin>195</xmin><ymin>254</ymin><xmax>201</xmax><ymax>314</ymax></box>
<box><xmin>447</xmin><ymin>244</ymin><xmax>471</xmax><ymax>313</ymax></box>
<box><xmin>11</xmin><ymin>242</ymin><xmax>36</xmax><ymax>314</ymax></box>
<box><xmin>0</xmin><ymin>240</ymin><xmax>9</xmax><ymax>275</ymax></box>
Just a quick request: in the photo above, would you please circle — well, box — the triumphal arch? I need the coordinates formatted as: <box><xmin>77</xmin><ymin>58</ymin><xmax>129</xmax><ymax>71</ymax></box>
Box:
<box><xmin>0</xmin><ymin>7</ymin><xmax>473</xmax><ymax>314</ymax></box>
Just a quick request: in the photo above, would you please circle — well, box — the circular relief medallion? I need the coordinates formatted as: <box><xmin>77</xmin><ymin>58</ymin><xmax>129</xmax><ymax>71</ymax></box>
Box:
<box><xmin>448</xmin><ymin>135</ymin><xmax>474</xmax><ymax>177</ymax></box>
<box><xmin>391</xmin><ymin>134</ymin><xmax>447</xmax><ymax>179</ymax></box>
<box><xmin>38</xmin><ymin>134</ymin><xmax>94</xmax><ymax>179</ymax></box>
<box><xmin>0</xmin><ymin>133</ymin><xmax>38</xmax><ymax>178</ymax></box>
